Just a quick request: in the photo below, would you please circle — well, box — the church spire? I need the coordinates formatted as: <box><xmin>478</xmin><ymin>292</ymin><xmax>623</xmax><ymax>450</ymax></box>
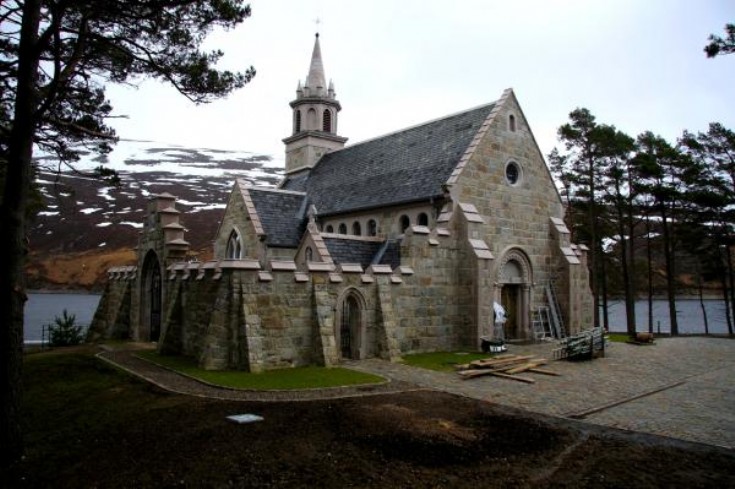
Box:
<box><xmin>283</xmin><ymin>33</ymin><xmax>347</xmax><ymax>173</ymax></box>
<box><xmin>305</xmin><ymin>33</ymin><xmax>326</xmax><ymax>93</ymax></box>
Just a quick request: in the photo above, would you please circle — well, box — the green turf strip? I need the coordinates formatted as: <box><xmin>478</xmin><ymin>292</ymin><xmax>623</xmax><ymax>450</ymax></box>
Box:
<box><xmin>137</xmin><ymin>350</ymin><xmax>385</xmax><ymax>390</ymax></box>
<box><xmin>402</xmin><ymin>351</ymin><xmax>497</xmax><ymax>372</ymax></box>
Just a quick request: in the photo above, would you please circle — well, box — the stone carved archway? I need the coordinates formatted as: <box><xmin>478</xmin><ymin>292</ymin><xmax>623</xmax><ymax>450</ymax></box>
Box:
<box><xmin>495</xmin><ymin>248</ymin><xmax>533</xmax><ymax>340</ymax></box>
<box><xmin>335</xmin><ymin>288</ymin><xmax>367</xmax><ymax>360</ymax></box>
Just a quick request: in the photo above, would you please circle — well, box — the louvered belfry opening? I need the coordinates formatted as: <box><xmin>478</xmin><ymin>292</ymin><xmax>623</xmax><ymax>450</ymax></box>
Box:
<box><xmin>323</xmin><ymin>109</ymin><xmax>332</xmax><ymax>132</ymax></box>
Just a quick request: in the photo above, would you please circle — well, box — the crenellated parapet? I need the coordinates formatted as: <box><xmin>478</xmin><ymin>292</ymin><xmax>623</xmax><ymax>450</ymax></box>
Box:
<box><xmin>161</xmin><ymin>258</ymin><xmax>414</xmax><ymax>285</ymax></box>
<box><xmin>106</xmin><ymin>265</ymin><xmax>137</xmax><ymax>281</ymax></box>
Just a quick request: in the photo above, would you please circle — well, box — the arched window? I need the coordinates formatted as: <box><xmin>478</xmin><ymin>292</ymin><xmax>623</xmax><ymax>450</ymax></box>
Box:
<box><xmin>399</xmin><ymin>215</ymin><xmax>410</xmax><ymax>233</ymax></box>
<box><xmin>295</xmin><ymin>110</ymin><xmax>302</xmax><ymax>133</ymax></box>
<box><xmin>509</xmin><ymin>114</ymin><xmax>516</xmax><ymax>132</ymax></box>
<box><xmin>307</xmin><ymin>108</ymin><xmax>317</xmax><ymax>130</ymax></box>
<box><xmin>305</xmin><ymin>246</ymin><xmax>313</xmax><ymax>262</ymax></box>
<box><xmin>352</xmin><ymin>221</ymin><xmax>361</xmax><ymax>236</ymax></box>
<box><xmin>323</xmin><ymin>109</ymin><xmax>332</xmax><ymax>132</ymax></box>
<box><xmin>225</xmin><ymin>230</ymin><xmax>242</xmax><ymax>260</ymax></box>
<box><xmin>326</xmin><ymin>224</ymin><xmax>334</xmax><ymax>233</ymax></box>
<box><xmin>418</xmin><ymin>212</ymin><xmax>429</xmax><ymax>226</ymax></box>
<box><xmin>367</xmin><ymin>219</ymin><xmax>377</xmax><ymax>237</ymax></box>
<box><xmin>338</xmin><ymin>223</ymin><xmax>347</xmax><ymax>234</ymax></box>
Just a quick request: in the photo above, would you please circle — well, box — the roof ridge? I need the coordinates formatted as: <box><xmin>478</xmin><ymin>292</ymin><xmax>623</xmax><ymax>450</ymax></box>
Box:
<box><xmin>446</xmin><ymin>88</ymin><xmax>512</xmax><ymax>187</ymax></box>
<box><xmin>334</xmin><ymin>101</ymin><xmax>497</xmax><ymax>153</ymax></box>
<box><xmin>237</xmin><ymin>179</ymin><xmax>306</xmax><ymax>196</ymax></box>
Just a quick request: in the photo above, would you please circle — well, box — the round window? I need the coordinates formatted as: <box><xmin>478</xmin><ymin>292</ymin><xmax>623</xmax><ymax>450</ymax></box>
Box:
<box><xmin>505</xmin><ymin>161</ymin><xmax>521</xmax><ymax>185</ymax></box>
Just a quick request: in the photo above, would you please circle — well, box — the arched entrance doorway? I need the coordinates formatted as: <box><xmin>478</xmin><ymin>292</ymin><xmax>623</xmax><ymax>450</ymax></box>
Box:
<box><xmin>496</xmin><ymin>249</ymin><xmax>533</xmax><ymax>340</ymax></box>
<box><xmin>141</xmin><ymin>250</ymin><xmax>162</xmax><ymax>342</ymax></box>
<box><xmin>336</xmin><ymin>290</ymin><xmax>365</xmax><ymax>360</ymax></box>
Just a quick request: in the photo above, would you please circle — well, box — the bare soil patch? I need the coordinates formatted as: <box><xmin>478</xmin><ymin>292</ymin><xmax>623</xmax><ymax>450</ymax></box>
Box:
<box><xmin>6</xmin><ymin>349</ymin><xmax>735</xmax><ymax>488</ymax></box>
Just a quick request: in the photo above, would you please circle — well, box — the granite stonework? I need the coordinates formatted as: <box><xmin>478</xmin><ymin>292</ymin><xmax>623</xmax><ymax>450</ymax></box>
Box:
<box><xmin>88</xmin><ymin>36</ymin><xmax>594</xmax><ymax>371</ymax></box>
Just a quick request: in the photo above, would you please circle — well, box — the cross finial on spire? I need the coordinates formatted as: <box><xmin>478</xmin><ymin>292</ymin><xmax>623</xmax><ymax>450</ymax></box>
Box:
<box><xmin>305</xmin><ymin>30</ymin><xmax>326</xmax><ymax>90</ymax></box>
<box><xmin>314</xmin><ymin>17</ymin><xmax>321</xmax><ymax>37</ymax></box>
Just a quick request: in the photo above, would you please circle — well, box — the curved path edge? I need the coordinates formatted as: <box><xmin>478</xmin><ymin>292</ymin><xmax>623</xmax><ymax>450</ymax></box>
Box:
<box><xmin>96</xmin><ymin>348</ymin><xmax>424</xmax><ymax>402</ymax></box>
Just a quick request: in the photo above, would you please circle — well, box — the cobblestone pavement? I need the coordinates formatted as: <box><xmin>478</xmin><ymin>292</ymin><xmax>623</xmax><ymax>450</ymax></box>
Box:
<box><xmin>345</xmin><ymin>337</ymin><xmax>735</xmax><ymax>449</ymax></box>
<box><xmin>99</xmin><ymin>337</ymin><xmax>735</xmax><ymax>449</ymax></box>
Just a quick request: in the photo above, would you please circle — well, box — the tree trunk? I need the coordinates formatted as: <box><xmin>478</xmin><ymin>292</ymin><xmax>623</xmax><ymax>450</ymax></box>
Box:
<box><xmin>646</xmin><ymin>215</ymin><xmax>654</xmax><ymax>334</ymax></box>
<box><xmin>660</xmin><ymin>206</ymin><xmax>678</xmax><ymax>335</ymax></box>
<box><xmin>727</xmin><ymin>245</ymin><xmax>735</xmax><ymax>336</ymax></box>
<box><xmin>615</xmin><ymin>203</ymin><xmax>636</xmax><ymax>337</ymax></box>
<box><xmin>1</xmin><ymin>0</ymin><xmax>41</xmax><ymax>468</ymax></box>
<box><xmin>697</xmin><ymin>266</ymin><xmax>709</xmax><ymax>335</ymax></box>
<box><xmin>600</xmin><ymin>242</ymin><xmax>610</xmax><ymax>332</ymax></box>
<box><xmin>589</xmin><ymin>164</ymin><xmax>600</xmax><ymax>330</ymax></box>
<box><xmin>721</xmin><ymin>266</ymin><xmax>733</xmax><ymax>334</ymax></box>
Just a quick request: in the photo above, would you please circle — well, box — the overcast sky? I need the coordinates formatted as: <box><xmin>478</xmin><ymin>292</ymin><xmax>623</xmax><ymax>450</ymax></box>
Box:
<box><xmin>106</xmin><ymin>0</ymin><xmax>735</xmax><ymax>166</ymax></box>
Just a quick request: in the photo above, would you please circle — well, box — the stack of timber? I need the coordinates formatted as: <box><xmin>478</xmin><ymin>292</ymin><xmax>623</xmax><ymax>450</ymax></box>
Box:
<box><xmin>455</xmin><ymin>354</ymin><xmax>559</xmax><ymax>383</ymax></box>
<box><xmin>553</xmin><ymin>327</ymin><xmax>605</xmax><ymax>361</ymax></box>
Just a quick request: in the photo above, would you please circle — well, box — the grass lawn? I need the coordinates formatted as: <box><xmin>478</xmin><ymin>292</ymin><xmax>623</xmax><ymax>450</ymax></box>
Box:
<box><xmin>137</xmin><ymin>350</ymin><xmax>385</xmax><ymax>390</ymax></box>
<box><xmin>606</xmin><ymin>333</ymin><xmax>631</xmax><ymax>343</ymax></box>
<box><xmin>402</xmin><ymin>351</ymin><xmax>497</xmax><ymax>372</ymax></box>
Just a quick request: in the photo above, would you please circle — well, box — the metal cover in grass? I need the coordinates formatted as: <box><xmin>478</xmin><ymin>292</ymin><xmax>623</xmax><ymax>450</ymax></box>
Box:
<box><xmin>227</xmin><ymin>414</ymin><xmax>264</xmax><ymax>424</ymax></box>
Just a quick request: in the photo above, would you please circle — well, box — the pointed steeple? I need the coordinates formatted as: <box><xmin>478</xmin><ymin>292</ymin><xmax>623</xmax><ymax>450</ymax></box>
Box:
<box><xmin>283</xmin><ymin>33</ymin><xmax>347</xmax><ymax>173</ymax></box>
<box><xmin>305</xmin><ymin>33</ymin><xmax>326</xmax><ymax>93</ymax></box>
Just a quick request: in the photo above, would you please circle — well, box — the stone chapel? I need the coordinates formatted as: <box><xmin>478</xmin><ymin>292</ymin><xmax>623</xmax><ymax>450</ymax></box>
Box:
<box><xmin>89</xmin><ymin>34</ymin><xmax>594</xmax><ymax>371</ymax></box>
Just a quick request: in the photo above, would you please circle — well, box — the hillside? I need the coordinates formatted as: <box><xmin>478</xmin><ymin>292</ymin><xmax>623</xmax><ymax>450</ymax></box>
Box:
<box><xmin>27</xmin><ymin>139</ymin><xmax>283</xmax><ymax>291</ymax></box>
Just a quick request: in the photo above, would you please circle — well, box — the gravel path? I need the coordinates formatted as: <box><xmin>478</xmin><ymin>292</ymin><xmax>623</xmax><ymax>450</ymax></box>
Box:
<box><xmin>347</xmin><ymin>337</ymin><xmax>735</xmax><ymax>449</ymax></box>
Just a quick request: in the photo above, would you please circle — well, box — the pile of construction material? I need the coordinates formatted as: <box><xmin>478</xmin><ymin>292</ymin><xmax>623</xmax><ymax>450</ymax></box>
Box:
<box><xmin>553</xmin><ymin>327</ymin><xmax>605</xmax><ymax>361</ymax></box>
<box><xmin>455</xmin><ymin>354</ymin><xmax>559</xmax><ymax>383</ymax></box>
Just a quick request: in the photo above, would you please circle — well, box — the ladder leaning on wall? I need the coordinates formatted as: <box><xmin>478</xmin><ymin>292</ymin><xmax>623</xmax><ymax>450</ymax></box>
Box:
<box><xmin>532</xmin><ymin>306</ymin><xmax>553</xmax><ymax>341</ymax></box>
<box><xmin>545</xmin><ymin>282</ymin><xmax>567</xmax><ymax>339</ymax></box>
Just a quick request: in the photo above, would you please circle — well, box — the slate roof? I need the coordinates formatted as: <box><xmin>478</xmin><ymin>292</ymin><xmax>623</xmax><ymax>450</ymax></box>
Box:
<box><xmin>281</xmin><ymin>102</ymin><xmax>495</xmax><ymax>216</ymax></box>
<box><xmin>323</xmin><ymin>238</ymin><xmax>382</xmax><ymax>269</ymax></box>
<box><xmin>248</xmin><ymin>188</ymin><xmax>307</xmax><ymax>248</ymax></box>
<box><xmin>323</xmin><ymin>237</ymin><xmax>401</xmax><ymax>269</ymax></box>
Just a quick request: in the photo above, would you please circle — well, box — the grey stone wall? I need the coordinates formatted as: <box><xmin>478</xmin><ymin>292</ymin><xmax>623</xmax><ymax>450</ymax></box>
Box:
<box><xmin>149</xmin><ymin>259</ymin><xmax>409</xmax><ymax>371</ymax></box>
<box><xmin>448</xmin><ymin>90</ymin><xmax>593</xmax><ymax>334</ymax></box>
<box><xmin>87</xmin><ymin>267</ymin><xmax>135</xmax><ymax>341</ymax></box>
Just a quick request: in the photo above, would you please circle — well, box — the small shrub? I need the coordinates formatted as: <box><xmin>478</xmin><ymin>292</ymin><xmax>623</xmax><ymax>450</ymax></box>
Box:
<box><xmin>46</xmin><ymin>309</ymin><xmax>84</xmax><ymax>347</ymax></box>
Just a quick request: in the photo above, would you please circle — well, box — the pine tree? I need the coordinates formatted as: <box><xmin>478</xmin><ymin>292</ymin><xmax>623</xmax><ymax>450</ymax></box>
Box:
<box><xmin>0</xmin><ymin>0</ymin><xmax>255</xmax><ymax>467</ymax></box>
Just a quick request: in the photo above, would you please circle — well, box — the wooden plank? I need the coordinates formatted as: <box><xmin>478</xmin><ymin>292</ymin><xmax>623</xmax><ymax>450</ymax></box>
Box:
<box><xmin>455</xmin><ymin>353</ymin><xmax>521</xmax><ymax>370</ymax></box>
<box><xmin>504</xmin><ymin>360</ymin><xmax>548</xmax><ymax>375</ymax></box>
<box><xmin>469</xmin><ymin>355</ymin><xmax>533</xmax><ymax>368</ymax></box>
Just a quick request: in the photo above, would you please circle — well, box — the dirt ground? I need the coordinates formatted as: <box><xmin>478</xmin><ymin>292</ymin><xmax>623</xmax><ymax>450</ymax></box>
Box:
<box><xmin>6</xmin><ymin>351</ymin><xmax>735</xmax><ymax>488</ymax></box>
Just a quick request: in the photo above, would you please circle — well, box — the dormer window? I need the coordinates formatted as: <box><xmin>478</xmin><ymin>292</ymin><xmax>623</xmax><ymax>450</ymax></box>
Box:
<box><xmin>305</xmin><ymin>246</ymin><xmax>313</xmax><ymax>262</ymax></box>
<box><xmin>225</xmin><ymin>230</ymin><xmax>242</xmax><ymax>260</ymax></box>
<box><xmin>323</xmin><ymin>109</ymin><xmax>332</xmax><ymax>132</ymax></box>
